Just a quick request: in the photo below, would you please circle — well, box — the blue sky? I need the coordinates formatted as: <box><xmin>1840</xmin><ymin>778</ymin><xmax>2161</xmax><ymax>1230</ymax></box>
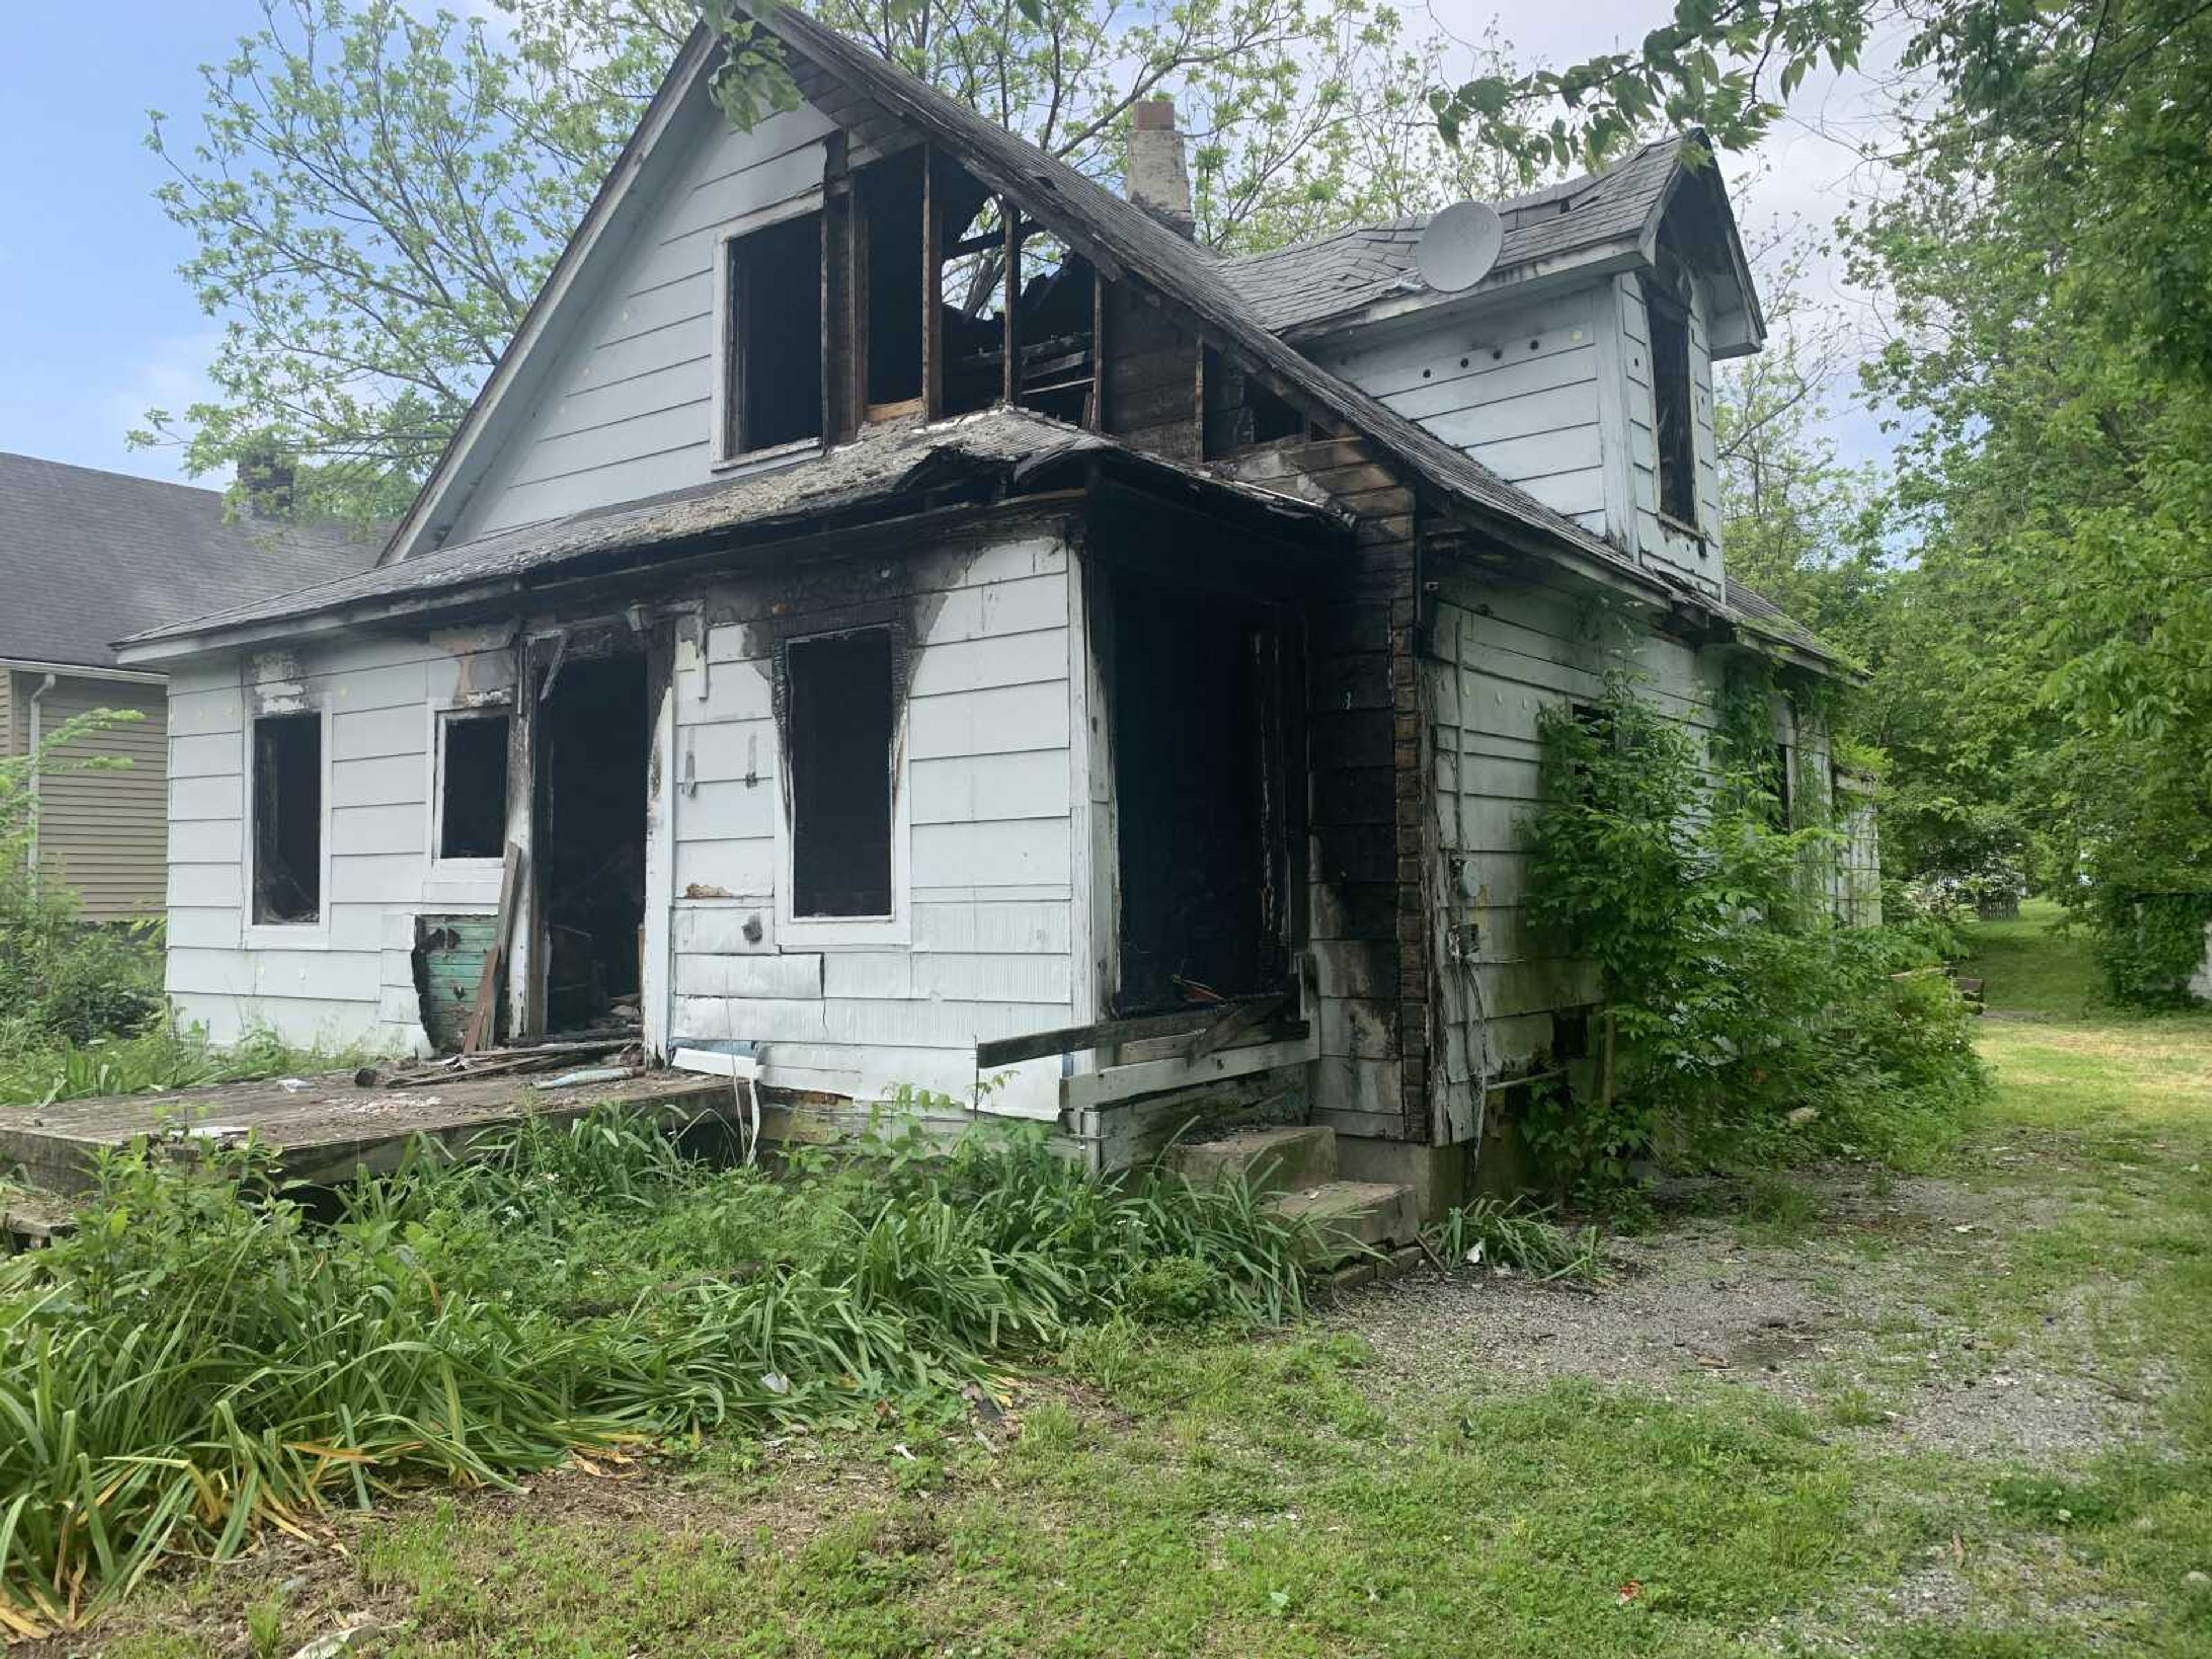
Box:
<box><xmin>0</xmin><ymin>1</ymin><xmax>1903</xmax><ymax>489</ymax></box>
<box><xmin>0</xmin><ymin>6</ymin><xmax>240</xmax><ymax>482</ymax></box>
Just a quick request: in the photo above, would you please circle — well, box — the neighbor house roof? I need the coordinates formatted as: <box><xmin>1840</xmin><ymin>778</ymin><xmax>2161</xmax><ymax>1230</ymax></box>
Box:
<box><xmin>118</xmin><ymin>409</ymin><xmax>1347</xmax><ymax>660</ymax></box>
<box><xmin>1219</xmin><ymin>137</ymin><xmax>1722</xmax><ymax>338</ymax></box>
<box><xmin>0</xmin><ymin>453</ymin><xmax>381</xmax><ymax>672</ymax></box>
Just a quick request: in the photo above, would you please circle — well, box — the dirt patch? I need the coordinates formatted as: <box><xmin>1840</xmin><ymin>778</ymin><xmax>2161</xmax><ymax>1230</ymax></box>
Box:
<box><xmin>1331</xmin><ymin>1163</ymin><xmax>2157</xmax><ymax>1465</ymax></box>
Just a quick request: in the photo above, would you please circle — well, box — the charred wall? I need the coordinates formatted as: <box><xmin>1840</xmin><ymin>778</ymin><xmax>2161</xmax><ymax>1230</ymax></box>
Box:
<box><xmin>1225</xmin><ymin>436</ymin><xmax>1431</xmax><ymax>1142</ymax></box>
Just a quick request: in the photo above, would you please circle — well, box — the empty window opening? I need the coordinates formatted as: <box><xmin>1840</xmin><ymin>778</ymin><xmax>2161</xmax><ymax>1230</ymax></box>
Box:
<box><xmin>1771</xmin><ymin>742</ymin><xmax>1793</xmax><ymax>828</ymax></box>
<box><xmin>937</xmin><ymin>183</ymin><xmax>1006</xmax><ymax>415</ymax></box>
<box><xmin>537</xmin><ymin>654</ymin><xmax>648</xmax><ymax>1032</ymax></box>
<box><xmin>1203</xmin><ymin>348</ymin><xmax>1306</xmax><ymax>456</ymax></box>
<box><xmin>858</xmin><ymin>150</ymin><xmax>926</xmax><ymax>411</ymax></box>
<box><xmin>724</xmin><ymin>210</ymin><xmax>824</xmax><ymax>454</ymax></box>
<box><xmin>251</xmin><ymin>712</ymin><xmax>321</xmax><ymax>925</ymax></box>
<box><xmin>1013</xmin><ymin>236</ymin><xmax>1098</xmax><ymax>425</ymax></box>
<box><xmin>1112</xmin><ymin>579</ymin><xmax>1286</xmax><ymax>1012</ymax></box>
<box><xmin>930</xmin><ymin>165</ymin><xmax>1099</xmax><ymax>423</ymax></box>
<box><xmin>1645</xmin><ymin>285</ymin><xmax>1698</xmax><ymax>526</ymax></box>
<box><xmin>438</xmin><ymin>711</ymin><xmax>510</xmax><ymax>859</ymax></box>
<box><xmin>787</xmin><ymin>630</ymin><xmax>895</xmax><ymax>918</ymax></box>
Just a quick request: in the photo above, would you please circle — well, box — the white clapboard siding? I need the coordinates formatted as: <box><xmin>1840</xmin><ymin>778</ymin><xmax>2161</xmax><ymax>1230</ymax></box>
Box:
<box><xmin>1323</xmin><ymin>290</ymin><xmax>1612</xmax><ymax>532</ymax></box>
<box><xmin>661</xmin><ymin>538</ymin><xmax>1084</xmax><ymax>1112</ymax></box>
<box><xmin>1424</xmin><ymin>575</ymin><xmax>1733</xmax><ymax>1126</ymax></box>
<box><xmin>451</xmin><ymin>97</ymin><xmax>839</xmax><ymax>540</ymax></box>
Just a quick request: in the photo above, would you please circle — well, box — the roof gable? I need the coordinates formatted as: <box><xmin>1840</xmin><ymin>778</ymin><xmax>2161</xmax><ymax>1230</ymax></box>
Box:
<box><xmin>383</xmin><ymin>7</ymin><xmax>1654</xmax><ymax>586</ymax></box>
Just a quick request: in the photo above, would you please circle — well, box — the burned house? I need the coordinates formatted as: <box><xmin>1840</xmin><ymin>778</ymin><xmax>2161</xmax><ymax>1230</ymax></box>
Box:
<box><xmin>116</xmin><ymin>10</ymin><xmax>1866</xmax><ymax>1209</ymax></box>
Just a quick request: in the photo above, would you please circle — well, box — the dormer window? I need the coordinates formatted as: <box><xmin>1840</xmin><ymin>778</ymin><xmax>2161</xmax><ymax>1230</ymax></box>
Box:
<box><xmin>1642</xmin><ymin>277</ymin><xmax>1698</xmax><ymax>528</ymax></box>
<box><xmin>716</xmin><ymin>209</ymin><xmax>824</xmax><ymax>460</ymax></box>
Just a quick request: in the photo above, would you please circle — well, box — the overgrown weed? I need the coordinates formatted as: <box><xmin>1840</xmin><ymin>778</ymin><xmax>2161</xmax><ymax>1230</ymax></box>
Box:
<box><xmin>0</xmin><ymin>1106</ymin><xmax>1310</xmax><ymax>1630</ymax></box>
<box><xmin>1431</xmin><ymin>1197</ymin><xmax>1607</xmax><ymax>1283</ymax></box>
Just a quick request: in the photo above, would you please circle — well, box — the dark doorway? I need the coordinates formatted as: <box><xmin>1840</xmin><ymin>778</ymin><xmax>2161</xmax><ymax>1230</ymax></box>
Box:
<box><xmin>1111</xmin><ymin>579</ymin><xmax>1290</xmax><ymax>1012</ymax></box>
<box><xmin>536</xmin><ymin>653</ymin><xmax>649</xmax><ymax>1031</ymax></box>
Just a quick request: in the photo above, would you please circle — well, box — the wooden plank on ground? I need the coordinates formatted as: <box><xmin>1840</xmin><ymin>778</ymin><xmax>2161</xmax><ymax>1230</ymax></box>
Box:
<box><xmin>463</xmin><ymin>842</ymin><xmax>522</xmax><ymax>1055</ymax></box>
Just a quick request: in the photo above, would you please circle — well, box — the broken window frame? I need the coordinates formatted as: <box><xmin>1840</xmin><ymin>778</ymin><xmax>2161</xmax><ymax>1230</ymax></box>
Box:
<box><xmin>430</xmin><ymin>704</ymin><xmax>513</xmax><ymax>868</ymax></box>
<box><xmin>711</xmin><ymin>198</ymin><xmax>829</xmax><ymax>466</ymax></box>
<box><xmin>1641</xmin><ymin>275</ymin><xmax>1702</xmax><ymax>531</ymax></box>
<box><xmin>771</xmin><ymin>622</ymin><xmax>911</xmax><ymax>948</ymax></box>
<box><xmin>244</xmin><ymin>706</ymin><xmax>328</xmax><ymax>938</ymax></box>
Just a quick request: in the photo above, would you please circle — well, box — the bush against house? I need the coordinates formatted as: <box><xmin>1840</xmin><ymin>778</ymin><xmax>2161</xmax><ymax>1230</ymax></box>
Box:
<box><xmin>0</xmin><ymin>709</ymin><xmax>162</xmax><ymax>1053</ymax></box>
<box><xmin>1521</xmin><ymin>671</ymin><xmax>1987</xmax><ymax>1194</ymax></box>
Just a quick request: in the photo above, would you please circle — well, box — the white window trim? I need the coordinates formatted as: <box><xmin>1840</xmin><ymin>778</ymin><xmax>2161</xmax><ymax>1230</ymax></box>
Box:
<box><xmin>709</xmin><ymin>191</ymin><xmax>828</xmax><ymax>471</ymax></box>
<box><xmin>772</xmin><ymin>626</ymin><xmax>911</xmax><ymax>950</ymax></box>
<box><xmin>241</xmin><ymin>703</ymin><xmax>334</xmax><ymax>949</ymax></box>
<box><xmin>423</xmin><ymin>700</ymin><xmax>514</xmax><ymax>878</ymax></box>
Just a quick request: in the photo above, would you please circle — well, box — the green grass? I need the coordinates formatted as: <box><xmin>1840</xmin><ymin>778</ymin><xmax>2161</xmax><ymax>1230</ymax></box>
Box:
<box><xmin>51</xmin><ymin>908</ymin><xmax>2212</xmax><ymax>1656</ymax></box>
<box><xmin>0</xmin><ymin>1025</ymin><xmax>369</xmax><ymax>1109</ymax></box>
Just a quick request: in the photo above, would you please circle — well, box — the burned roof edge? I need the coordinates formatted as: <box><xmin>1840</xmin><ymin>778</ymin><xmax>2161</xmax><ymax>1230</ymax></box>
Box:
<box><xmin>115</xmin><ymin>411</ymin><xmax>1349</xmax><ymax>664</ymax></box>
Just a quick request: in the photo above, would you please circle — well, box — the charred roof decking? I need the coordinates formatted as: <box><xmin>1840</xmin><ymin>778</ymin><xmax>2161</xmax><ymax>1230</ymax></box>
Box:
<box><xmin>116</xmin><ymin>410</ymin><xmax>1351</xmax><ymax>660</ymax></box>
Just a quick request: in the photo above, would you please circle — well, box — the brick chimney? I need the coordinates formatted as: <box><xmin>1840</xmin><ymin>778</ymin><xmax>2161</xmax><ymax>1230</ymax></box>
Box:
<box><xmin>1127</xmin><ymin>99</ymin><xmax>1194</xmax><ymax>238</ymax></box>
<box><xmin>238</xmin><ymin>442</ymin><xmax>297</xmax><ymax>519</ymax></box>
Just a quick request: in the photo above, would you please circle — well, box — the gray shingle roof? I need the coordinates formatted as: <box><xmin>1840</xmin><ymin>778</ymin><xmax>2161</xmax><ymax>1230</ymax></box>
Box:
<box><xmin>0</xmin><ymin>453</ymin><xmax>382</xmax><ymax>670</ymax></box>
<box><xmin>119</xmin><ymin>410</ymin><xmax>1344</xmax><ymax>653</ymax></box>
<box><xmin>1724</xmin><ymin>575</ymin><xmax>1852</xmax><ymax>671</ymax></box>
<box><xmin>1220</xmin><ymin>137</ymin><xmax>1688</xmax><ymax>335</ymax></box>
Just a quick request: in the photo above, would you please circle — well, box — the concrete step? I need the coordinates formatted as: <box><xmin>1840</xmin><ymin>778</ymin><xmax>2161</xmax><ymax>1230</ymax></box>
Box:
<box><xmin>1164</xmin><ymin>1124</ymin><xmax>1336</xmax><ymax>1195</ymax></box>
<box><xmin>1267</xmin><ymin>1179</ymin><xmax>1419</xmax><ymax>1261</ymax></box>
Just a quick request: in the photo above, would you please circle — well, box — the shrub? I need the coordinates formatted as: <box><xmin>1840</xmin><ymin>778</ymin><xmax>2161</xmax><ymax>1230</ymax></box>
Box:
<box><xmin>0</xmin><ymin>704</ymin><xmax>168</xmax><ymax>1074</ymax></box>
<box><xmin>1521</xmin><ymin>671</ymin><xmax>1989</xmax><ymax>1194</ymax></box>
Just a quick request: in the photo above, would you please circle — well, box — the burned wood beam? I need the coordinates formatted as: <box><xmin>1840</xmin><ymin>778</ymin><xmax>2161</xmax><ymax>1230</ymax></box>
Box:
<box><xmin>976</xmin><ymin>991</ymin><xmax>1293</xmax><ymax>1069</ymax></box>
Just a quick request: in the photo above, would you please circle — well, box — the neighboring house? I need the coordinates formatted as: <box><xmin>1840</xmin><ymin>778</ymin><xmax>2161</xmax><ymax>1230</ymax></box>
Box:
<box><xmin>0</xmin><ymin>454</ymin><xmax>377</xmax><ymax>921</ymax></box>
<box><xmin>116</xmin><ymin>10</ymin><xmax>1870</xmax><ymax>1202</ymax></box>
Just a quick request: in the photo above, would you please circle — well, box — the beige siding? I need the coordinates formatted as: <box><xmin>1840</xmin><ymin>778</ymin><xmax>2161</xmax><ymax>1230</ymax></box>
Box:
<box><xmin>27</xmin><ymin>673</ymin><xmax>168</xmax><ymax>921</ymax></box>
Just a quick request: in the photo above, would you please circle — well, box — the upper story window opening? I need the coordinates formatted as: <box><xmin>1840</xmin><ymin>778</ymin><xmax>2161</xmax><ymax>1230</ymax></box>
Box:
<box><xmin>1642</xmin><ymin>275</ymin><xmax>1698</xmax><ymax>528</ymax></box>
<box><xmin>719</xmin><ymin>208</ymin><xmax>824</xmax><ymax>459</ymax></box>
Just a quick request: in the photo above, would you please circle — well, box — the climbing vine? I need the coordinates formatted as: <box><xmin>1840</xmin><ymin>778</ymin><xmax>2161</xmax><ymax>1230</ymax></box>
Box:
<box><xmin>1520</xmin><ymin>671</ymin><xmax>1987</xmax><ymax>1196</ymax></box>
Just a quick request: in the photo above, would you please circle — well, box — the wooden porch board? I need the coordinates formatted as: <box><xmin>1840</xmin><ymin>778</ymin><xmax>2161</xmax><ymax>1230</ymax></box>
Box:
<box><xmin>0</xmin><ymin>1069</ymin><xmax>733</xmax><ymax>1195</ymax></box>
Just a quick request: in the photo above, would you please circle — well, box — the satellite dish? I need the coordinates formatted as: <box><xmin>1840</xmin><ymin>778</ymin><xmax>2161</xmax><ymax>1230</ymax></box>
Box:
<box><xmin>1416</xmin><ymin>200</ymin><xmax>1504</xmax><ymax>293</ymax></box>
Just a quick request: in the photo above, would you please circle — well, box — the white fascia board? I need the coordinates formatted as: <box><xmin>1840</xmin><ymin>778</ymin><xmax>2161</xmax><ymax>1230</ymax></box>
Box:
<box><xmin>0</xmin><ymin>656</ymin><xmax>165</xmax><ymax>686</ymax></box>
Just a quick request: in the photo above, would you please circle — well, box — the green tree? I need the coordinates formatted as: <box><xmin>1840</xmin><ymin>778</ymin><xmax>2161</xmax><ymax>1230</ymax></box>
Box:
<box><xmin>1833</xmin><ymin>2</ymin><xmax>2212</xmax><ymax>990</ymax></box>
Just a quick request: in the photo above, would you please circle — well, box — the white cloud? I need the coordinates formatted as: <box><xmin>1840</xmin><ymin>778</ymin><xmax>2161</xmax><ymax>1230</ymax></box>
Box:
<box><xmin>97</xmin><ymin>331</ymin><xmax>226</xmax><ymax>485</ymax></box>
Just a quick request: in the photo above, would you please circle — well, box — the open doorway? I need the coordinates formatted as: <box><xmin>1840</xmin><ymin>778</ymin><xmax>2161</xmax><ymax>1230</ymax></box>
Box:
<box><xmin>536</xmin><ymin>652</ymin><xmax>649</xmax><ymax>1032</ymax></box>
<box><xmin>1111</xmin><ymin>575</ymin><xmax>1294</xmax><ymax>1012</ymax></box>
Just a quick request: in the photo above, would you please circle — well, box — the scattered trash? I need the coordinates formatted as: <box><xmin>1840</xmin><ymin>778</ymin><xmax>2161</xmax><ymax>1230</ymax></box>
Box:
<box><xmin>760</xmin><ymin>1372</ymin><xmax>790</xmax><ymax>1396</ymax></box>
<box><xmin>892</xmin><ymin>1443</ymin><xmax>918</xmax><ymax>1462</ymax></box>
<box><xmin>532</xmin><ymin>1066</ymin><xmax>635</xmax><ymax>1091</ymax></box>
<box><xmin>1786</xmin><ymin>1105</ymin><xmax>1819</xmax><ymax>1126</ymax></box>
<box><xmin>277</xmin><ymin>1078</ymin><xmax>310</xmax><ymax>1093</ymax></box>
<box><xmin>1617</xmin><ymin>1580</ymin><xmax>1643</xmax><ymax>1605</ymax></box>
<box><xmin>290</xmin><ymin>1624</ymin><xmax>383</xmax><ymax>1659</ymax></box>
